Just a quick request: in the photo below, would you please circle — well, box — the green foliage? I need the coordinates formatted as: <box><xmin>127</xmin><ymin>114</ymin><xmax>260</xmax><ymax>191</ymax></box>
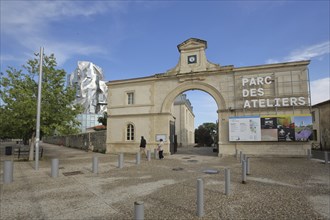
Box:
<box><xmin>0</xmin><ymin>53</ymin><xmax>82</xmax><ymax>141</ymax></box>
<box><xmin>195</xmin><ymin>122</ymin><xmax>218</xmax><ymax>147</ymax></box>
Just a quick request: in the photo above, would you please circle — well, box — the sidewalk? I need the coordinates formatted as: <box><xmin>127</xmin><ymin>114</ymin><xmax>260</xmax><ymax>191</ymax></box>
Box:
<box><xmin>1</xmin><ymin>142</ymin><xmax>329</xmax><ymax>220</ymax></box>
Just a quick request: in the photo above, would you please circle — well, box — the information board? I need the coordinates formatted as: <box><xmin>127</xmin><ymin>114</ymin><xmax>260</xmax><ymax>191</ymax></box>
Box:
<box><xmin>229</xmin><ymin>114</ymin><xmax>312</xmax><ymax>142</ymax></box>
<box><xmin>229</xmin><ymin>116</ymin><xmax>261</xmax><ymax>141</ymax></box>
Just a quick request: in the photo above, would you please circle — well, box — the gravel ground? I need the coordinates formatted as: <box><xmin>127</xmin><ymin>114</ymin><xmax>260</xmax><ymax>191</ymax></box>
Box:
<box><xmin>0</xmin><ymin>143</ymin><xmax>329</xmax><ymax>220</ymax></box>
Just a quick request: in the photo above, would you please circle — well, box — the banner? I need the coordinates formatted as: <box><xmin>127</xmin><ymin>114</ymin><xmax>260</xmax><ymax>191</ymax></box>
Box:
<box><xmin>229</xmin><ymin>114</ymin><xmax>312</xmax><ymax>142</ymax></box>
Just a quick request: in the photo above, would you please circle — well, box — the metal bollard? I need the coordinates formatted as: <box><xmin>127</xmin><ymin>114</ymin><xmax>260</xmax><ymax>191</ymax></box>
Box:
<box><xmin>134</xmin><ymin>201</ymin><xmax>144</xmax><ymax>220</ymax></box>
<box><xmin>241</xmin><ymin>160</ymin><xmax>246</xmax><ymax>184</ymax></box>
<box><xmin>118</xmin><ymin>153</ymin><xmax>124</xmax><ymax>168</ymax></box>
<box><xmin>51</xmin><ymin>158</ymin><xmax>59</xmax><ymax>178</ymax></box>
<box><xmin>225</xmin><ymin>168</ymin><xmax>230</xmax><ymax>195</ymax></box>
<box><xmin>246</xmin><ymin>157</ymin><xmax>250</xmax><ymax>175</ymax></box>
<box><xmin>239</xmin><ymin>151</ymin><xmax>243</xmax><ymax>163</ymax></box>
<box><xmin>196</xmin><ymin>178</ymin><xmax>204</xmax><ymax>217</ymax></box>
<box><xmin>3</xmin><ymin>160</ymin><xmax>13</xmax><ymax>184</ymax></box>
<box><xmin>92</xmin><ymin>155</ymin><xmax>98</xmax><ymax>174</ymax></box>
<box><xmin>147</xmin><ymin>150</ymin><xmax>151</xmax><ymax>161</ymax></box>
<box><xmin>325</xmin><ymin>151</ymin><xmax>328</xmax><ymax>164</ymax></box>
<box><xmin>235</xmin><ymin>149</ymin><xmax>238</xmax><ymax>158</ymax></box>
<box><xmin>307</xmin><ymin>149</ymin><xmax>312</xmax><ymax>160</ymax></box>
<box><xmin>154</xmin><ymin>148</ymin><xmax>158</xmax><ymax>159</ymax></box>
<box><xmin>136</xmin><ymin>152</ymin><xmax>141</xmax><ymax>165</ymax></box>
<box><xmin>243</xmin><ymin>154</ymin><xmax>247</xmax><ymax>162</ymax></box>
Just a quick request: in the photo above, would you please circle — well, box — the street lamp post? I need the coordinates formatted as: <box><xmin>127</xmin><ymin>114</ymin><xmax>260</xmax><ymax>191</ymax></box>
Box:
<box><xmin>35</xmin><ymin>47</ymin><xmax>43</xmax><ymax>170</ymax></box>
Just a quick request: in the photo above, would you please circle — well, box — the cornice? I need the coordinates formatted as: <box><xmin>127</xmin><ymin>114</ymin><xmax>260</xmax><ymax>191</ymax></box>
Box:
<box><xmin>106</xmin><ymin>60</ymin><xmax>310</xmax><ymax>86</ymax></box>
<box><xmin>233</xmin><ymin>60</ymin><xmax>310</xmax><ymax>72</ymax></box>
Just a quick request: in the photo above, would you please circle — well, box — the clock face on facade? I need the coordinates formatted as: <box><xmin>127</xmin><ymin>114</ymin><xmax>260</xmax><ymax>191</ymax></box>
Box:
<box><xmin>188</xmin><ymin>55</ymin><xmax>197</xmax><ymax>64</ymax></box>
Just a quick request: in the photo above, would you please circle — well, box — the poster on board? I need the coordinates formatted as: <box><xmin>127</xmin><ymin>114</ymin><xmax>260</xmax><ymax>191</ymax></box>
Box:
<box><xmin>293</xmin><ymin>115</ymin><xmax>313</xmax><ymax>141</ymax></box>
<box><xmin>229</xmin><ymin>116</ymin><xmax>261</xmax><ymax>141</ymax></box>
<box><xmin>277</xmin><ymin>116</ymin><xmax>295</xmax><ymax>141</ymax></box>
<box><xmin>155</xmin><ymin>134</ymin><xmax>166</xmax><ymax>142</ymax></box>
<box><xmin>261</xmin><ymin>117</ymin><xmax>278</xmax><ymax>141</ymax></box>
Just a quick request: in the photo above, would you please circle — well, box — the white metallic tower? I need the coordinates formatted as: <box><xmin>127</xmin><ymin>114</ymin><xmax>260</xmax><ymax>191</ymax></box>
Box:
<box><xmin>68</xmin><ymin>61</ymin><xmax>107</xmax><ymax>114</ymax></box>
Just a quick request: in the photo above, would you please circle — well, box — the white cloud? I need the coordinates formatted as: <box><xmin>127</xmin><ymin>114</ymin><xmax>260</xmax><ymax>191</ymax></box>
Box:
<box><xmin>46</xmin><ymin>43</ymin><xmax>106</xmax><ymax>67</ymax></box>
<box><xmin>265</xmin><ymin>58</ymin><xmax>280</xmax><ymax>64</ymax></box>
<box><xmin>18</xmin><ymin>36</ymin><xmax>106</xmax><ymax>66</ymax></box>
<box><xmin>0</xmin><ymin>1</ymin><xmax>124</xmax><ymax>66</ymax></box>
<box><xmin>285</xmin><ymin>42</ymin><xmax>330</xmax><ymax>62</ymax></box>
<box><xmin>1</xmin><ymin>1</ymin><xmax>123</xmax><ymax>31</ymax></box>
<box><xmin>267</xmin><ymin>41</ymin><xmax>330</xmax><ymax>64</ymax></box>
<box><xmin>310</xmin><ymin>77</ymin><xmax>330</xmax><ymax>105</ymax></box>
<box><xmin>0</xmin><ymin>54</ymin><xmax>25</xmax><ymax>63</ymax></box>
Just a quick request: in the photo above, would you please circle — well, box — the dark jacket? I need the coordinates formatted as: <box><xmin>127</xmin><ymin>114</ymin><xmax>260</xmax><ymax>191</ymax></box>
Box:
<box><xmin>140</xmin><ymin>138</ymin><xmax>146</xmax><ymax>148</ymax></box>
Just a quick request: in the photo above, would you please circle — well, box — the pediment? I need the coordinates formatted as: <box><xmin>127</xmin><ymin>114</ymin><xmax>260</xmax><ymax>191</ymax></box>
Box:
<box><xmin>177</xmin><ymin>38</ymin><xmax>207</xmax><ymax>52</ymax></box>
<box><xmin>166</xmin><ymin>38</ymin><xmax>220</xmax><ymax>75</ymax></box>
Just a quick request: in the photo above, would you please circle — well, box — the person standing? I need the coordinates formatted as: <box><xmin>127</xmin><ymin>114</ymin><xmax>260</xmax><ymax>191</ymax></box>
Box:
<box><xmin>157</xmin><ymin>139</ymin><xmax>164</xmax><ymax>159</ymax></box>
<box><xmin>140</xmin><ymin>136</ymin><xmax>147</xmax><ymax>158</ymax></box>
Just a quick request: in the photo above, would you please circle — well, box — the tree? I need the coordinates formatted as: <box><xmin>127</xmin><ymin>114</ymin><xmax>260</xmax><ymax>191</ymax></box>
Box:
<box><xmin>0</xmin><ymin>106</ymin><xmax>12</xmax><ymax>139</ymax></box>
<box><xmin>194</xmin><ymin>122</ymin><xmax>217</xmax><ymax>147</ymax></box>
<box><xmin>0</xmin><ymin>53</ymin><xmax>82</xmax><ymax>156</ymax></box>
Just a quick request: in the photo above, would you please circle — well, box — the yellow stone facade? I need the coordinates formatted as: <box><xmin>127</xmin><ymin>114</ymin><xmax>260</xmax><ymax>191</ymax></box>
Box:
<box><xmin>106</xmin><ymin>38</ymin><xmax>311</xmax><ymax>156</ymax></box>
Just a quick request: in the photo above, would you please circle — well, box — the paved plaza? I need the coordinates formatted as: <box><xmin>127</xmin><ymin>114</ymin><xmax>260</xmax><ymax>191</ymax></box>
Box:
<box><xmin>0</xmin><ymin>142</ymin><xmax>329</xmax><ymax>220</ymax></box>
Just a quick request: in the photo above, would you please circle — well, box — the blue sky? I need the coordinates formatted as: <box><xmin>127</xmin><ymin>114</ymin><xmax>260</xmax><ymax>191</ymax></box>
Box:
<box><xmin>1</xmin><ymin>1</ymin><xmax>329</xmax><ymax>127</ymax></box>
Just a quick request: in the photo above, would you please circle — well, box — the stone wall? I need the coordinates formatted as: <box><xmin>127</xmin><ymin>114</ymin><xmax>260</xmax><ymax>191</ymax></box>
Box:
<box><xmin>312</xmin><ymin>100</ymin><xmax>330</xmax><ymax>150</ymax></box>
<box><xmin>43</xmin><ymin>130</ymin><xmax>106</xmax><ymax>153</ymax></box>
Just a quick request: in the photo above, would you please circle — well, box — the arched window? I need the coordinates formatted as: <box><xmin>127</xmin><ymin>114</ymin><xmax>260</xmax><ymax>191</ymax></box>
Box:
<box><xmin>126</xmin><ymin>124</ymin><xmax>134</xmax><ymax>141</ymax></box>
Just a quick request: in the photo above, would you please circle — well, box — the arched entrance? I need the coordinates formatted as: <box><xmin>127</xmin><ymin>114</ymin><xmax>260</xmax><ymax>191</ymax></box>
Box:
<box><xmin>106</xmin><ymin>38</ymin><xmax>311</xmax><ymax>157</ymax></box>
<box><xmin>161</xmin><ymin>81</ymin><xmax>225</xmax><ymax>113</ymax></box>
<box><xmin>160</xmin><ymin>81</ymin><xmax>226</xmax><ymax>155</ymax></box>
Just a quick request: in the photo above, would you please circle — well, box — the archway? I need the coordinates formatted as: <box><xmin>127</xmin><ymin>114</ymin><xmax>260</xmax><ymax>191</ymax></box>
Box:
<box><xmin>161</xmin><ymin>81</ymin><xmax>226</xmax><ymax>113</ymax></box>
<box><xmin>161</xmin><ymin>81</ymin><xmax>226</xmax><ymax>155</ymax></box>
<box><xmin>172</xmin><ymin>90</ymin><xmax>219</xmax><ymax>156</ymax></box>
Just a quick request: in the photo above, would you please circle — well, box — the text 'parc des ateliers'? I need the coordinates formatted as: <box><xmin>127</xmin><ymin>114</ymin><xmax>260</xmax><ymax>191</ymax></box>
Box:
<box><xmin>242</xmin><ymin>76</ymin><xmax>306</xmax><ymax>108</ymax></box>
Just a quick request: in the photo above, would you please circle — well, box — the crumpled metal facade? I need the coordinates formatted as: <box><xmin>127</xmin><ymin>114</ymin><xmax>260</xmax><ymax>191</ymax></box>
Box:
<box><xmin>68</xmin><ymin>61</ymin><xmax>107</xmax><ymax>114</ymax></box>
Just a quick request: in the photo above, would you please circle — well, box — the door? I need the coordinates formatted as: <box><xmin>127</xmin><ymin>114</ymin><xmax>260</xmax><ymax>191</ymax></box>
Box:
<box><xmin>169</xmin><ymin>121</ymin><xmax>177</xmax><ymax>154</ymax></box>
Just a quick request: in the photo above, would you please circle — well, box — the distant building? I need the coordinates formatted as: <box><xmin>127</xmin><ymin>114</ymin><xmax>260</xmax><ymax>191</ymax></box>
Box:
<box><xmin>68</xmin><ymin>61</ymin><xmax>108</xmax><ymax>132</ymax></box>
<box><xmin>311</xmin><ymin>100</ymin><xmax>330</xmax><ymax>150</ymax></box>
<box><xmin>76</xmin><ymin>113</ymin><xmax>103</xmax><ymax>133</ymax></box>
<box><xmin>173</xmin><ymin>94</ymin><xmax>195</xmax><ymax>147</ymax></box>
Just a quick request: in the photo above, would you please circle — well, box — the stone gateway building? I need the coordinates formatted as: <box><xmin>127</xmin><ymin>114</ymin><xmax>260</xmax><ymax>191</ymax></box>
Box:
<box><xmin>106</xmin><ymin>38</ymin><xmax>312</xmax><ymax>156</ymax></box>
